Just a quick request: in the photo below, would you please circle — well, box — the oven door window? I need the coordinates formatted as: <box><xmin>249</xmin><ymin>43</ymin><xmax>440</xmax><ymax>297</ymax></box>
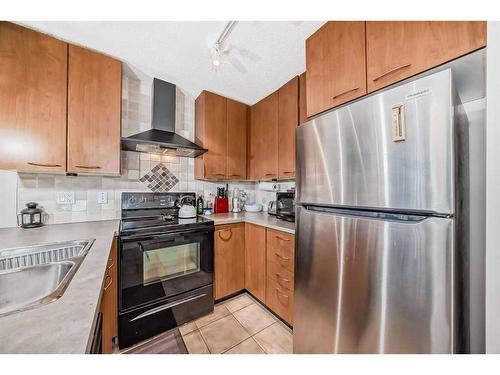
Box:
<box><xmin>143</xmin><ymin>242</ymin><xmax>200</xmax><ymax>285</ymax></box>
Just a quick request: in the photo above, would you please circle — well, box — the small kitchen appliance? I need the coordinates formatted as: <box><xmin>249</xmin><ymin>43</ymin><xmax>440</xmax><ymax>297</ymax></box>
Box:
<box><xmin>118</xmin><ymin>192</ymin><xmax>214</xmax><ymax>349</ymax></box>
<box><xmin>276</xmin><ymin>192</ymin><xmax>295</xmax><ymax>222</ymax></box>
<box><xmin>17</xmin><ymin>202</ymin><xmax>45</xmax><ymax>228</ymax></box>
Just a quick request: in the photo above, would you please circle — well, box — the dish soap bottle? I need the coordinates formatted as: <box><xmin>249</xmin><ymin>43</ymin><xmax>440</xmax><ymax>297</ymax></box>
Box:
<box><xmin>196</xmin><ymin>194</ymin><xmax>204</xmax><ymax>215</ymax></box>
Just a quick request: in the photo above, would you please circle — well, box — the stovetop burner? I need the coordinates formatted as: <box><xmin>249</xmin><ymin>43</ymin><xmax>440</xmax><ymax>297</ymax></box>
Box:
<box><xmin>120</xmin><ymin>192</ymin><xmax>213</xmax><ymax>237</ymax></box>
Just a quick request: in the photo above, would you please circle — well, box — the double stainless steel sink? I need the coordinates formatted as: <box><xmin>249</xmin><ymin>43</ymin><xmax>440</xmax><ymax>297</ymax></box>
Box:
<box><xmin>0</xmin><ymin>240</ymin><xmax>94</xmax><ymax>317</ymax></box>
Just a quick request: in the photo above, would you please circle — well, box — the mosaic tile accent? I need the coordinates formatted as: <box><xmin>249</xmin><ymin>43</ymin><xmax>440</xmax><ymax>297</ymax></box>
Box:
<box><xmin>140</xmin><ymin>163</ymin><xmax>179</xmax><ymax>192</ymax></box>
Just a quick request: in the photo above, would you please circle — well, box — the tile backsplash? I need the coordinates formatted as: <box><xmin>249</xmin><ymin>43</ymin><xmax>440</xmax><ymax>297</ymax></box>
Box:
<box><xmin>13</xmin><ymin>68</ymin><xmax>293</xmax><ymax>225</ymax></box>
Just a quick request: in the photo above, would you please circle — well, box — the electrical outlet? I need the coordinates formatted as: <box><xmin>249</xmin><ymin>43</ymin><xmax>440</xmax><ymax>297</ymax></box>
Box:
<box><xmin>97</xmin><ymin>192</ymin><xmax>108</xmax><ymax>204</ymax></box>
<box><xmin>57</xmin><ymin>192</ymin><xmax>75</xmax><ymax>205</ymax></box>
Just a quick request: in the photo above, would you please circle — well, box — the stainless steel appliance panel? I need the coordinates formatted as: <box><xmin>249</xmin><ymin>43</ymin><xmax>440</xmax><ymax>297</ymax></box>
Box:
<box><xmin>296</xmin><ymin>69</ymin><xmax>455</xmax><ymax>214</ymax></box>
<box><xmin>293</xmin><ymin>206</ymin><xmax>454</xmax><ymax>354</ymax></box>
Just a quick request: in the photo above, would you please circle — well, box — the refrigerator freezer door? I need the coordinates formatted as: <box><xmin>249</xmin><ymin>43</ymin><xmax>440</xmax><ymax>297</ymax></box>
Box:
<box><xmin>296</xmin><ymin>69</ymin><xmax>455</xmax><ymax>215</ymax></box>
<box><xmin>293</xmin><ymin>206</ymin><xmax>454</xmax><ymax>354</ymax></box>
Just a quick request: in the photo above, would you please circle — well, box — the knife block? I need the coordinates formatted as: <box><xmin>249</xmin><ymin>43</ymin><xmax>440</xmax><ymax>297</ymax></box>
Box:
<box><xmin>214</xmin><ymin>197</ymin><xmax>229</xmax><ymax>214</ymax></box>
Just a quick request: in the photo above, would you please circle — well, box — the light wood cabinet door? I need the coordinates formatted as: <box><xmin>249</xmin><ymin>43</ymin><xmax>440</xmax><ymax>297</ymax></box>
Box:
<box><xmin>366</xmin><ymin>21</ymin><xmax>486</xmax><ymax>92</ymax></box>
<box><xmin>244</xmin><ymin>223</ymin><xmax>267</xmax><ymax>302</ymax></box>
<box><xmin>215</xmin><ymin>223</ymin><xmax>245</xmax><ymax>300</ymax></box>
<box><xmin>278</xmin><ymin>77</ymin><xmax>298</xmax><ymax>179</ymax></box>
<box><xmin>227</xmin><ymin>99</ymin><xmax>248</xmax><ymax>180</ymax></box>
<box><xmin>249</xmin><ymin>92</ymin><xmax>278</xmax><ymax>180</ymax></box>
<box><xmin>194</xmin><ymin>91</ymin><xmax>227</xmax><ymax>179</ymax></box>
<box><xmin>100</xmin><ymin>236</ymin><xmax>118</xmax><ymax>354</ymax></box>
<box><xmin>0</xmin><ymin>22</ymin><xmax>67</xmax><ymax>173</ymax></box>
<box><xmin>68</xmin><ymin>45</ymin><xmax>121</xmax><ymax>175</ymax></box>
<box><xmin>306</xmin><ymin>21</ymin><xmax>366</xmax><ymax>117</ymax></box>
<box><xmin>298</xmin><ymin>72</ymin><xmax>307</xmax><ymax>125</ymax></box>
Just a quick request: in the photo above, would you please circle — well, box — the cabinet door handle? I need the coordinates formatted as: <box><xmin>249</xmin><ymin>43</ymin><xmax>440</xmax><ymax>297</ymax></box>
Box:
<box><xmin>265</xmin><ymin>173</ymin><xmax>275</xmax><ymax>177</ymax></box>
<box><xmin>373</xmin><ymin>63</ymin><xmax>412</xmax><ymax>82</ymax></box>
<box><xmin>332</xmin><ymin>86</ymin><xmax>359</xmax><ymax>100</ymax></box>
<box><xmin>218</xmin><ymin>229</ymin><xmax>233</xmax><ymax>241</ymax></box>
<box><xmin>103</xmin><ymin>274</ymin><xmax>112</xmax><ymax>291</ymax></box>
<box><xmin>276</xmin><ymin>235</ymin><xmax>290</xmax><ymax>242</ymax></box>
<box><xmin>75</xmin><ymin>165</ymin><xmax>101</xmax><ymax>169</ymax></box>
<box><xmin>283</xmin><ymin>171</ymin><xmax>294</xmax><ymax>174</ymax></box>
<box><xmin>27</xmin><ymin>162</ymin><xmax>62</xmax><ymax>168</ymax></box>
<box><xmin>275</xmin><ymin>288</ymin><xmax>289</xmax><ymax>299</ymax></box>
<box><xmin>107</xmin><ymin>258</ymin><xmax>114</xmax><ymax>270</ymax></box>
<box><xmin>274</xmin><ymin>252</ymin><xmax>290</xmax><ymax>261</ymax></box>
<box><xmin>230</xmin><ymin>174</ymin><xmax>241</xmax><ymax>177</ymax></box>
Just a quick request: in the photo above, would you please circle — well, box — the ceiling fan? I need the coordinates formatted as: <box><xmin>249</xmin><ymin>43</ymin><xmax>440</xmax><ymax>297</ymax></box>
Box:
<box><xmin>210</xmin><ymin>21</ymin><xmax>260</xmax><ymax>74</ymax></box>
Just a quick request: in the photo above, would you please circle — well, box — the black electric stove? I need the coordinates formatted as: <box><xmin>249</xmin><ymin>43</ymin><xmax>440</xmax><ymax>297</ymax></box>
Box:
<box><xmin>118</xmin><ymin>192</ymin><xmax>214</xmax><ymax>349</ymax></box>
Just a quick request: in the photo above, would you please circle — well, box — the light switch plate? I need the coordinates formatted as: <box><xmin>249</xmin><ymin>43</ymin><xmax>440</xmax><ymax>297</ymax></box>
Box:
<box><xmin>57</xmin><ymin>192</ymin><xmax>75</xmax><ymax>205</ymax></box>
<box><xmin>97</xmin><ymin>192</ymin><xmax>108</xmax><ymax>204</ymax></box>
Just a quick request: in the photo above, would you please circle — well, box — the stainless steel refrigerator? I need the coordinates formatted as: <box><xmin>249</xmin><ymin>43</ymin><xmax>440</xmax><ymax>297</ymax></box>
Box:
<box><xmin>294</xmin><ymin>67</ymin><xmax>485</xmax><ymax>354</ymax></box>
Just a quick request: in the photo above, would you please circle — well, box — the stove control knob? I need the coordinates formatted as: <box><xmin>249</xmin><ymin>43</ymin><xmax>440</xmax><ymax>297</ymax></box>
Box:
<box><xmin>128</xmin><ymin>196</ymin><xmax>138</xmax><ymax>206</ymax></box>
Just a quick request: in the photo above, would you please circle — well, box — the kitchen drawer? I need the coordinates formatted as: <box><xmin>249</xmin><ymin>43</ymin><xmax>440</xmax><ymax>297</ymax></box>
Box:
<box><xmin>266</xmin><ymin>277</ymin><xmax>294</xmax><ymax>324</ymax></box>
<box><xmin>267</xmin><ymin>260</ymin><xmax>294</xmax><ymax>292</ymax></box>
<box><xmin>266</xmin><ymin>229</ymin><xmax>295</xmax><ymax>272</ymax></box>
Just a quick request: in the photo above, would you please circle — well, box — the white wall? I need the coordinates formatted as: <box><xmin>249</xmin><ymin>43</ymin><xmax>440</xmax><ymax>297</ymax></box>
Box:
<box><xmin>486</xmin><ymin>21</ymin><xmax>500</xmax><ymax>353</ymax></box>
<box><xmin>0</xmin><ymin>170</ymin><xmax>17</xmax><ymax>228</ymax></box>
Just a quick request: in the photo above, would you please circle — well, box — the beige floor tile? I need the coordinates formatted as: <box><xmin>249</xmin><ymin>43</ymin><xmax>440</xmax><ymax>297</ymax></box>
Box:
<box><xmin>253</xmin><ymin>322</ymin><xmax>293</xmax><ymax>354</ymax></box>
<box><xmin>179</xmin><ymin>321</ymin><xmax>197</xmax><ymax>336</ymax></box>
<box><xmin>224</xmin><ymin>337</ymin><xmax>265</xmax><ymax>354</ymax></box>
<box><xmin>233</xmin><ymin>303</ymin><xmax>277</xmax><ymax>335</ymax></box>
<box><xmin>199</xmin><ymin>315</ymin><xmax>250</xmax><ymax>354</ymax></box>
<box><xmin>223</xmin><ymin>294</ymin><xmax>254</xmax><ymax>313</ymax></box>
<box><xmin>183</xmin><ymin>330</ymin><xmax>210</xmax><ymax>354</ymax></box>
<box><xmin>195</xmin><ymin>304</ymin><xmax>231</xmax><ymax>329</ymax></box>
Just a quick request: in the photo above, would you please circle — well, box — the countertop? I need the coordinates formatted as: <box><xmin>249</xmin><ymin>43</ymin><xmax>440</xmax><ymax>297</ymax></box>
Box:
<box><xmin>0</xmin><ymin>220</ymin><xmax>120</xmax><ymax>354</ymax></box>
<box><xmin>202</xmin><ymin>212</ymin><xmax>295</xmax><ymax>234</ymax></box>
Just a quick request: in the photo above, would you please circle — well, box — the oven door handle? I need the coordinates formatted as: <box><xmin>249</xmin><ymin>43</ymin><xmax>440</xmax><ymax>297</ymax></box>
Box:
<box><xmin>121</xmin><ymin>228</ymin><xmax>213</xmax><ymax>243</ymax></box>
<box><xmin>129</xmin><ymin>293</ymin><xmax>207</xmax><ymax>322</ymax></box>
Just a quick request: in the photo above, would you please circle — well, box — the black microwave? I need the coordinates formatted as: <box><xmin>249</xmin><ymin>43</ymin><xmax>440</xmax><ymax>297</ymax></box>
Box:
<box><xmin>276</xmin><ymin>191</ymin><xmax>295</xmax><ymax>222</ymax></box>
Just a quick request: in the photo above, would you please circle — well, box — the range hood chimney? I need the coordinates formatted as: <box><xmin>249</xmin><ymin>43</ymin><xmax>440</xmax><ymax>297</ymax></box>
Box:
<box><xmin>121</xmin><ymin>78</ymin><xmax>207</xmax><ymax>158</ymax></box>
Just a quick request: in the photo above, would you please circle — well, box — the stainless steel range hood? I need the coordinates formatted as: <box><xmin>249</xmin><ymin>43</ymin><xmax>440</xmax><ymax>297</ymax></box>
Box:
<box><xmin>121</xmin><ymin>78</ymin><xmax>207</xmax><ymax>158</ymax></box>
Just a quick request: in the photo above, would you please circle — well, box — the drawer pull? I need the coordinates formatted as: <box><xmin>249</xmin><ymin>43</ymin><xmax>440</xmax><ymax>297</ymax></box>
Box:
<box><xmin>275</xmin><ymin>273</ymin><xmax>290</xmax><ymax>283</ymax></box>
<box><xmin>276</xmin><ymin>235</ymin><xmax>290</xmax><ymax>242</ymax></box>
<box><xmin>332</xmin><ymin>86</ymin><xmax>359</xmax><ymax>100</ymax></box>
<box><xmin>230</xmin><ymin>174</ymin><xmax>241</xmax><ymax>177</ymax></box>
<box><xmin>218</xmin><ymin>229</ymin><xmax>233</xmax><ymax>241</ymax></box>
<box><xmin>373</xmin><ymin>63</ymin><xmax>412</xmax><ymax>82</ymax></box>
<box><xmin>75</xmin><ymin>165</ymin><xmax>101</xmax><ymax>169</ymax></box>
<box><xmin>274</xmin><ymin>252</ymin><xmax>290</xmax><ymax>261</ymax></box>
<box><xmin>27</xmin><ymin>162</ymin><xmax>62</xmax><ymax>168</ymax></box>
<box><xmin>275</xmin><ymin>288</ymin><xmax>289</xmax><ymax>299</ymax></box>
<box><xmin>103</xmin><ymin>274</ymin><xmax>112</xmax><ymax>291</ymax></box>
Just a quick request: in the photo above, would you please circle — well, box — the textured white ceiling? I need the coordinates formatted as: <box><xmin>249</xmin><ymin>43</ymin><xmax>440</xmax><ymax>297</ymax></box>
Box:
<box><xmin>19</xmin><ymin>21</ymin><xmax>324</xmax><ymax>105</ymax></box>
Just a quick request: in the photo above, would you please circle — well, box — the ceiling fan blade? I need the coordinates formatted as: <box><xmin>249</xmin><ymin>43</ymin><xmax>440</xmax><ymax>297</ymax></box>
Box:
<box><xmin>230</xmin><ymin>57</ymin><xmax>248</xmax><ymax>74</ymax></box>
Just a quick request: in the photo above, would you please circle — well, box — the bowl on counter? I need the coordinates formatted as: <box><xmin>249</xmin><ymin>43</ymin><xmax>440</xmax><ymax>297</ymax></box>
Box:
<box><xmin>244</xmin><ymin>203</ymin><xmax>263</xmax><ymax>212</ymax></box>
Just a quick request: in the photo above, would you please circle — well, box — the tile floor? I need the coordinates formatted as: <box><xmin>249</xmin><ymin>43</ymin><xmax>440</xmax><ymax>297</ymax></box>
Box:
<box><xmin>179</xmin><ymin>293</ymin><xmax>293</xmax><ymax>354</ymax></box>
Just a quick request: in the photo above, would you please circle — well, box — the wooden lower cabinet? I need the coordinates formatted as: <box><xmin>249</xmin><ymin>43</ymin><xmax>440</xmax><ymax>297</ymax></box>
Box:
<box><xmin>100</xmin><ymin>236</ymin><xmax>118</xmax><ymax>354</ymax></box>
<box><xmin>214</xmin><ymin>223</ymin><xmax>245</xmax><ymax>299</ymax></box>
<box><xmin>244</xmin><ymin>223</ymin><xmax>267</xmax><ymax>302</ymax></box>
<box><xmin>266</xmin><ymin>228</ymin><xmax>295</xmax><ymax>325</ymax></box>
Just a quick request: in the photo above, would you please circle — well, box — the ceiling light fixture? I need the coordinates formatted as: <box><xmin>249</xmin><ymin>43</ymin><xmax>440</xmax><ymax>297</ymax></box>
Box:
<box><xmin>210</xmin><ymin>21</ymin><xmax>237</xmax><ymax>69</ymax></box>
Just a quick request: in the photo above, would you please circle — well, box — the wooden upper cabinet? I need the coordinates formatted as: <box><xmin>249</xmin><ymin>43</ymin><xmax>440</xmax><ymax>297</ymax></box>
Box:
<box><xmin>249</xmin><ymin>92</ymin><xmax>278</xmax><ymax>180</ymax></box>
<box><xmin>226</xmin><ymin>99</ymin><xmax>248</xmax><ymax>180</ymax></box>
<box><xmin>306</xmin><ymin>21</ymin><xmax>366</xmax><ymax>117</ymax></box>
<box><xmin>214</xmin><ymin>223</ymin><xmax>245</xmax><ymax>300</ymax></box>
<box><xmin>68</xmin><ymin>45</ymin><xmax>121</xmax><ymax>175</ymax></box>
<box><xmin>298</xmin><ymin>72</ymin><xmax>307</xmax><ymax>125</ymax></box>
<box><xmin>0</xmin><ymin>22</ymin><xmax>67</xmax><ymax>173</ymax></box>
<box><xmin>366</xmin><ymin>21</ymin><xmax>487</xmax><ymax>92</ymax></box>
<box><xmin>278</xmin><ymin>77</ymin><xmax>298</xmax><ymax>179</ymax></box>
<box><xmin>195</xmin><ymin>91</ymin><xmax>248</xmax><ymax>180</ymax></box>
